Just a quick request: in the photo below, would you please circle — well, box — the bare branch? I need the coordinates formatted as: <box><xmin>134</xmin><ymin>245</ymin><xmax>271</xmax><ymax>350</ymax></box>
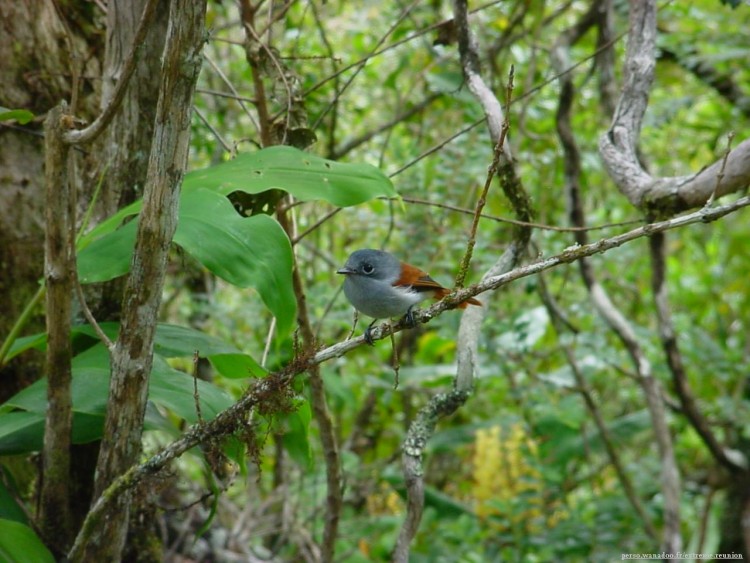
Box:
<box><xmin>312</xmin><ymin>0</ymin><xmax>421</xmax><ymax>130</ymax></box>
<box><xmin>398</xmin><ymin>195</ymin><xmax>642</xmax><ymax>232</ymax></box>
<box><xmin>330</xmin><ymin>93</ymin><xmax>442</xmax><ymax>160</ymax></box>
<box><xmin>204</xmin><ymin>54</ymin><xmax>261</xmax><ymax>133</ymax></box>
<box><xmin>599</xmin><ymin>0</ymin><xmax>750</xmax><ymax>213</ymax></box>
<box><xmin>40</xmin><ymin>103</ymin><xmax>75</xmax><ymax>553</ymax></box>
<box><xmin>540</xmin><ymin>277</ymin><xmax>658</xmax><ymax>541</ymax></box>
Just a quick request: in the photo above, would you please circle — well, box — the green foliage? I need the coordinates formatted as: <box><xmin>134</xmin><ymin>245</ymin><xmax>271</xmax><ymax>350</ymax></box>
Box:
<box><xmin>0</xmin><ymin>108</ymin><xmax>34</xmax><ymax>124</ymax></box>
<box><xmin>0</xmin><ymin>323</ymin><xmax>251</xmax><ymax>454</ymax></box>
<box><xmin>0</xmin><ymin>519</ymin><xmax>54</xmax><ymax>563</ymax></box>
<box><xmin>3</xmin><ymin>0</ymin><xmax>750</xmax><ymax>559</ymax></box>
<box><xmin>184</xmin><ymin>146</ymin><xmax>397</xmax><ymax>206</ymax></box>
<box><xmin>173</xmin><ymin>190</ymin><xmax>296</xmax><ymax>333</ymax></box>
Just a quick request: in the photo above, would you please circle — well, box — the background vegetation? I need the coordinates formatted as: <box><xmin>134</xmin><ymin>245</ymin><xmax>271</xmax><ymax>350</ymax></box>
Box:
<box><xmin>0</xmin><ymin>0</ymin><xmax>749</xmax><ymax>561</ymax></box>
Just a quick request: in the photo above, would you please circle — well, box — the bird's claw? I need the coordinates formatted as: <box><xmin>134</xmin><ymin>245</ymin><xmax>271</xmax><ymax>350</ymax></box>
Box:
<box><xmin>403</xmin><ymin>307</ymin><xmax>417</xmax><ymax>328</ymax></box>
<box><xmin>364</xmin><ymin>320</ymin><xmax>378</xmax><ymax>346</ymax></box>
<box><xmin>363</xmin><ymin>327</ymin><xmax>375</xmax><ymax>346</ymax></box>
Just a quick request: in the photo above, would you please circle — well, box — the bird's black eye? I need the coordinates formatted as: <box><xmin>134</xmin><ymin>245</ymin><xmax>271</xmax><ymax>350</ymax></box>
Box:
<box><xmin>362</xmin><ymin>263</ymin><xmax>374</xmax><ymax>274</ymax></box>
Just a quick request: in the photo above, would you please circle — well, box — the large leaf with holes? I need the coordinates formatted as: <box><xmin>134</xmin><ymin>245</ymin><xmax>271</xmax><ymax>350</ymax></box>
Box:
<box><xmin>80</xmin><ymin>147</ymin><xmax>395</xmax><ymax>247</ymax></box>
<box><xmin>183</xmin><ymin>146</ymin><xmax>396</xmax><ymax>206</ymax></box>
<box><xmin>76</xmin><ymin>147</ymin><xmax>392</xmax><ymax>331</ymax></box>
<box><xmin>77</xmin><ymin>189</ymin><xmax>295</xmax><ymax>333</ymax></box>
<box><xmin>174</xmin><ymin>189</ymin><xmax>295</xmax><ymax>333</ymax></box>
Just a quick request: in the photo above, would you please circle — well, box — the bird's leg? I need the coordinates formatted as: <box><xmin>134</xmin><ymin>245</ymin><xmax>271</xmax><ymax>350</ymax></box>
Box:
<box><xmin>363</xmin><ymin>319</ymin><xmax>378</xmax><ymax>346</ymax></box>
<box><xmin>345</xmin><ymin>310</ymin><xmax>360</xmax><ymax>340</ymax></box>
<box><xmin>403</xmin><ymin>306</ymin><xmax>417</xmax><ymax>328</ymax></box>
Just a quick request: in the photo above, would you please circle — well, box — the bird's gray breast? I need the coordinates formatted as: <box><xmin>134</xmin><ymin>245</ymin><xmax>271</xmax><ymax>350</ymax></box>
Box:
<box><xmin>343</xmin><ymin>275</ymin><xmax>423</xmax><ymax>319</ymax></box>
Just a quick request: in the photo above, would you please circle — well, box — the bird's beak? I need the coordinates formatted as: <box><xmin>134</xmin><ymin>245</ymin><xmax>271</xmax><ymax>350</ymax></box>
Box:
<box><xmin>336</xmin><ymin>267</ymin><xmax>355</xmax><ymax>275</ymax></box>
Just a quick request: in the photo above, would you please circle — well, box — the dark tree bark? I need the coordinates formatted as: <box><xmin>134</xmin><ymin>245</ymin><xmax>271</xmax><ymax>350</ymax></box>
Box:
<box><xmin>0</xmin><ymin>0</ymin><xmax>170</xmax><ymax>555</ymax></box>
<box><xmin>0</xmin><ymin>2</ymin><xmax>101</xmax><ymax>399</ymax></box>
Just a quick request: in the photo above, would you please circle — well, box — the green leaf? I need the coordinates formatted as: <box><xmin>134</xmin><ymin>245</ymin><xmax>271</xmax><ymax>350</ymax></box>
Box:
<box><xmin>77</xmin><ymin>218</ymin><xmax>137</xmax><ymax>283</ymax></box>
<box><xmin>183</xmin><ymin>146</ymin><xmax>397</xmax><ymax>207</ymax></box>
<box><xmin>76</xmin><ymin>148</ymin><xmax>391</xmax><ymax>332</ymax></box>
<box><xmin>76</xmin><ymin>191</ymin><xmax>296</xmax><ymax>334</ymax></box>
<box><xmin>210</xmin><ymin>353</ymin><xmax>267</xmax><ymax>379</ymax></box>
<box><xmin>0</xmin><ymin>472</ymin><xmax>28</xmax><ymax>524</ymax></box>
<box><xmin>174</xmin><ymin>189</ymin><xmax>295</xmax><ymax>334</ymax></box>
<box><xmin>15</xmin><ymin>322</ymin><xmax>247</xmax><ymax>360</ymax></box>
<box><xmin>4</xmin><ymin>332</ymin><xmax>48</xmax><ymax>363</ymax></box>
<box><xmin>149</xmin><ymin>359</ymin><xmax>234</xmax><ymax>424</ymax></box>
<box><xmin>76</xmin><ymin>200</ymin><xmax>142</xmax><ymax>250</ymax></box>
<box><xmin>0</xmin><ymin>519</ymin><xmax>54</xmax><ymax>563</ymax></box>
<box><xmin>281</xmin><ymin>400</ymin><xmax>312</xmax><ymax>469</ymax></box>
<box><xmin>151</xmin><ymin>323</ymin><xmax>244</xmax><ymax>357</ymax></box>
<box><xmin>0</xmin><ymin>108</ymin><xmax>34</xmax><ymax>125</ymax></box>
<box><xmin>0</xmin><ymin>413</ymin><xmax>44</xmax><ymax>455</ymax></box>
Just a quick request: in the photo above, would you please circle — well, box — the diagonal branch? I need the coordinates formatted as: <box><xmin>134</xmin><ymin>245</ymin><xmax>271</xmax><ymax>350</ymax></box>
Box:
<box><xmin>330</xmin><ymin>93</ymin><xmax>443</xmax><ymax>160</ymax></box>
<box><xmin>539</xmin><ymin>276</ymin><xmax>658</xmax><ymax>541</ymax></box>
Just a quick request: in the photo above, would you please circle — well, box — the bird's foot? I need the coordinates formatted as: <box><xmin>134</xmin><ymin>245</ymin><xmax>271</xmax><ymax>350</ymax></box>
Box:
<box><xmin>403</xmin><ymin>307</ymin><xmax>417</xmax><ymax>328</ymax></box>
<box><xmin>363</xmin><ymin>320</ymin><xmax>378</xmax><ymax>346</ymax></box>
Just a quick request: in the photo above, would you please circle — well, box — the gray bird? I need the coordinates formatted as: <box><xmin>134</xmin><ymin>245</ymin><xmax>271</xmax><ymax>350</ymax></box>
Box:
<box><xmin>336</xmin><ymin>249</ymin><xmax>480</xmax><ymax>344</ymax></box>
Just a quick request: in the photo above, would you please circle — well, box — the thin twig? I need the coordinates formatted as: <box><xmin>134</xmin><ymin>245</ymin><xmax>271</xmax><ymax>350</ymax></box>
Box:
<box><xmin>649</xmin><ymin>232</ymin><xmax>744</xmax><ymax>473</ymax></box>
<box><xmin>704</xmin><ymin>131</ymin><xmax>735</xmax><ymax>209</ymax></box>
<box><xmin>389</xmin><ymin>331</ymin><xmax>400</xmax><ymax>390</ymax></box>
<box><xmin>260</xmin><ymin>317</ymin><xmax>276</xmax><ymax>368</ymax></box>
<box><xmin>192</xmin><ymin>350</ymin><xmax>204</xmax><ymax>424</ymax></box>
<box><xmin>292</xmin><ymin>207</ymin><xmax>342</xmax><ymax>244</ymax></box>
<box><xmin>312</xmin><ymin>0</ymin><xmax>421</xmax><ymax>130</ymax></box>
<box><xmin>331</xmin><ymin>93</ymin><xmax>443</xmax><ymax>159</ymax></box>
<box><xmin>73</xmin><ymin>265</ymin><xmax>114</xmax><ymax>350</ymax></box>
<box><xmin>243</xmin><ymin>21</ymin><xmax>295</xmax><ymax>143</ymax></box>
<box><xmin>539</xmin><ymin>279</ymin><xmax>658</xmax><ymax>540</ymax></box>
<box><xmin>456</xmin><ymin>66</ymin><xmax>514</xmax><ymax>289</ymax></box>
<box><xmin>204</xmin><ymin>53</ymin><xmax>261</xmax><ymax>133</ymax></box>
<box><xmin>398</xmin><ymin>195</ymin><xmax>641</xmax><ymax>232</ymax></box>
<box><xmin>387</xmin><ymin>119</ymin><xmax>484</xmax><ymax>178</ymax></box>
<box><xmin>196</xmin><ymin>87</ymin><xmax>257</xmax><ymax>104</ymax></box>
<box><xmin>305</xmin><ymin>1</ymin><xmax>506</xmax><ymax>96</ymax></box>
<box><xmin>194</xmin><ymin>105</ymin><xmax>232</xmax><ymax>153</ymax></box>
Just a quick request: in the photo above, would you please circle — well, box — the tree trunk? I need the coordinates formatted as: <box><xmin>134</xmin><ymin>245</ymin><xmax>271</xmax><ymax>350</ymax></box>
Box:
<box><xmin>71</xmin><ymin>0</ymin><xmax>207</xmax><ymax>558</ymax></box>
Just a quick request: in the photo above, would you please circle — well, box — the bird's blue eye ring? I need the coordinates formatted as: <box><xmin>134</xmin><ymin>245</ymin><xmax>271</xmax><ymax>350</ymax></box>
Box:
<box><xmin>362</xmin><ymin>263</ymin><xmax>374</xmax><ymax>274</ymax></box>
